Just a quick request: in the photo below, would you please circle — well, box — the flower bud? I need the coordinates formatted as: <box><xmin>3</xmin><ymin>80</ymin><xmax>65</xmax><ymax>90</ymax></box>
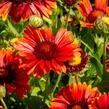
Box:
<box><xmin>95</xmin><ymin>16</ymin><xmax>109</xmax><ymax>33</ymax></box>
<box><xmin>29</xmin><ymin>15</ymin><xmax>43</xmax><ymax>28</ymax></box>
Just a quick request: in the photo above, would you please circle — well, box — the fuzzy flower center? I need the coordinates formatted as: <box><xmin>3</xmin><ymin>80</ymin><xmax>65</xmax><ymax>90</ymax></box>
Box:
<box><xmin>87</xmin><ymin>10</ymin><xmax>104</xmax><ymax>23</ymax></box>
<box><xmin>0</xmin><ymin>67</ymin><xmax>8</xmax><ymax>78</ymax></box>
<box><xmin>9</xmin><ymin>0</ymin><xmax>35</xmax><ymax>3</ymax></box>
<box><xmin>72</xmin><ymin>105</ymin><xmax>82</xmax><ymax>109</ymax></box>
<box><xmin>0</xmin><ymin>65</ymin><xmax>16</xmax><ymax>84</ymax></box>
<box><xmin>64</xmin><ymin>0</ymin><xmax>76</xmax><ymax>6</ymax></box>
<box><xmin>35</xmin><ymin>41</ymin><xmax>57</xmax><ymax>60</ymax></box>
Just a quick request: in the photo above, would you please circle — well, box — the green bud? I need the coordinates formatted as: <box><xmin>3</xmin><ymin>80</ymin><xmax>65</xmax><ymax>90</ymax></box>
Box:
<box><xmin>29</xmin><ymin>15</ymin><xmax>43</xmax><ymax>28</ymax></box>
<box><xmin>95</xmin><ymin>16</ymin><xmax>109</xmax><ymax>33</ymax></box>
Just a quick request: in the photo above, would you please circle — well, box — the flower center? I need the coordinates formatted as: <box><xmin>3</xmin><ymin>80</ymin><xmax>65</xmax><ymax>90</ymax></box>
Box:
<box><xmin>35</xmin><ymin>41</ymin><xmax>57</xmax><ymax>60</ymax></box>
<box><xmin>87</xmin><ymin>10</ymin><xmax>104</xmax><ymax>23</ymax></box>
<box><xmin>0</xmin><ymin>67</ymin><xmax>8</xmax><ymax>78</ymax></box>
<box><xmin>9</xmin><ymin>0</ymin><xmax>35</xmax><ymax>3</ymax></box>
<box><xmin>0</xmin><ymin>65</ymin><xmax>16</xmax><ymax>84</ymax></box>
<box><xmin>72</xmin><ymin>105</ymin><xmax>82</xmax><ymax>109</ymax></box>
<box><xmin>64</xmin><ymin>0</ymin><xmax>76</xmax><ymax>6</ymax></box>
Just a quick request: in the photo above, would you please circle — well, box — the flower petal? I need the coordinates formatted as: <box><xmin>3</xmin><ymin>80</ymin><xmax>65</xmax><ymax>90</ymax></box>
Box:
<box><xmin>95</xmin><ymin>0</ymin><xmax>108</xmax><ymax>11</ymax></box>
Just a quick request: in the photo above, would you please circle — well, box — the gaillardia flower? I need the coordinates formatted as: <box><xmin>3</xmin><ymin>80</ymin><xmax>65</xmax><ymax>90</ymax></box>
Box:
<box><xmin>89</xmin><ymin>93</ymin><xmax>109</xmax><ymax>109</ymax></box>
<box><xmin>66</xmin><ymin>51</ymin><xmax>88</xmax><ymax>73</ymax></box>
<box><xmin>13</xmin><ymin>26</ymin><xmax>81</xmax><ymax>78</ymax></box>
<box><xmin>0</xmin><ymin>48</ymin><xmax>30</xmax><ymax>99</ymax></box>
<box><xmin>0</xmin><ymin>0</ymin><xmax>56</xmax><ymax>22</ymax></box>
<box><xmin>77</xmin><ymin>0</ymin><xmax>109</xmax><ymax>28</ymax></box>
<box><xmin>49</xmin><ymin>82</ymin><xmax>100</xmax><ymax>109</ymax></box>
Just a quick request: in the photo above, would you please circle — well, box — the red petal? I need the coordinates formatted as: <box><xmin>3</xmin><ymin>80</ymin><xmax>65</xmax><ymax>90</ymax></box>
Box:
<box><xmin>40</xmin><ymin>28</ymin><xmax>54</xmax><ymax>42</ymax></box>
<box><xmin>34</xmin><ymin>65</ymin><xmax>44</xmax><ymax>78</ymax></box>
<box><xmin>80</xmin><ymin>21</ymin><xmax>94</xmax><ymax>28</ymax></box>
<box><xmin>77</xmin><ymin>0</ymin><xmax>92</xmax><ymax>18</ymax></box>
<box><xmin>95</xmin><ymin>0</ymin><xmax>108</xmax><ymax>11</ymax></box>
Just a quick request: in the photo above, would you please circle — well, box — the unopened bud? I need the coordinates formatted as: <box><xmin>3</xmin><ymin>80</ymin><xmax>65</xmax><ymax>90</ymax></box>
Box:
<box><xmin>95</xmin><ymin>16</ymin><xmax>109</xmax><ymax>33</ymax></box>
<box><xmin>29</xmin><ymin>15</ymin><xmax>43</xmax><ymax>28</ymax></box>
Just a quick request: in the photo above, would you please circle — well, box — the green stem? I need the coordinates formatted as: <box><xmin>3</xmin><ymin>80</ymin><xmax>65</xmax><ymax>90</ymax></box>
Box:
<box><xmin>79</xmin><ymin>39</ymin><xmax>93</xmax><ymax>53</ymax></box>
<box><xmin>103</xmin><ymin>33</ymin><xmax>107</xmax><ymax>73</ymax></box>
<box><xmin>68</xmin><ymin>73</ymin><xmax>73</xmax><ymax>85</ymax></box>
<box><xmin>80</xmin><ymin>38</ymin><xmax>103</xmax><ymax>69</ymax></box>
<box><xmin>75</xmin><ymin>73</ymin><xmax>79</xmax><ymax>84</ymax></box>
<box><xmin>65</xmin><ymin>7</ymin><xmax>71</xmax><ymax>29</ymax></box>
<box><xmin>7</xmin><ymin>19</ymin><xmax>20</xmax><ymax>36</ymax></box>
<box><xmin>0</xmin><ymin>98</ymin><xmax>8</xmax><ymax>109</ymax></box>
<box><xmin>43</xmin><ymin>74</ymin><xmax>50</xmax><ymax>101</ymax></box>
<box><xmin>51</xmin><ymin>74</ymin><xmax>62</xmax><ymax>98</ymax></box>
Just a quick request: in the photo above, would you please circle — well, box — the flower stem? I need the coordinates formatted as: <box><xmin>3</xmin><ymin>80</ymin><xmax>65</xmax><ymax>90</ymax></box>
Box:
<box><xmin>75</xmin><ymin>73</ymin><xmax>79</xmax><ymax>84</ymax></box>
<box><xmin>6</xmin><ymin>19</ymin><xmax>20</xmax><ymax>36</ymax></box>
<box><xmin>103</xmin><ymin>33</ymin><xmax>107</xmax><ymax>73</ymax></box>
<box><xmin>65</xmin><ymin>7</ymin><xmax>71</xmax><ymax>29</ymax></box>
<box><xmin>51</xmin><ymin>74</ymin><xmax>62</xmax><ymax>98</ymax></box>
<box><xmin>0</xmin><ymin>98</ymin><xmax>8</xmax><ymax>109</ymax></box>
<box><xmin>43</xmin><ymin>74</ymin><xmax>50</xmax><ymax>101</ymax></box>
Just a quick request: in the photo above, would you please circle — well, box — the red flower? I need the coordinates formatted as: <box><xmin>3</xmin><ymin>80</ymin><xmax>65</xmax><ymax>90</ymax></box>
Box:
<box><xmin>0</xmin><ymin>0</ymin><xmax>56</xmax><ymax>22</ymax></box>
<box><xmin>13</xmin><ymin>26</ymin><xmax>81</xmax><ymax>78</ymax></box>
<box><xmin>77</xmin><ymin>0</ymin><xmax>109</xmax><ymax>28</ymax></box>
<box><xmin>0</xmin><ymin>48</ymin><xmax>30</xmax><ymax>99</ymax></box>
<box><xmin>49</xmin><ymin>82</ymin><xmax>100</xmax><ymax>109</ymax></box>
<box><xmin>89</xmin><ymin>93</ymin><xmax>109</xmax><ymax>109</ymax></box>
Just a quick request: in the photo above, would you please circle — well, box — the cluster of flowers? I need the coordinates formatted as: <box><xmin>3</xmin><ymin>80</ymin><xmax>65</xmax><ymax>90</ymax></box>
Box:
<box><xmin>0</xmin><ymin>0</ymin><xmax>108</xmax><ymax>108</ymax></box>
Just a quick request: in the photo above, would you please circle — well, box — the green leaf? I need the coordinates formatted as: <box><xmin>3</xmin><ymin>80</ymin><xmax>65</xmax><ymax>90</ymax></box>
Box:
<box><xmin>27</xmin><ymin>96</ymin><xmax>48</xmax><ymax>109</ymax></box>
<box><xmin>100</xmin><ymin>72</ymin><xmax>109</xmax><ymax>92</ymax></box>
<box><xmin>31</xmin><ymin>87</ymin><xmax>40</xmax><ymax>96</ymax></box>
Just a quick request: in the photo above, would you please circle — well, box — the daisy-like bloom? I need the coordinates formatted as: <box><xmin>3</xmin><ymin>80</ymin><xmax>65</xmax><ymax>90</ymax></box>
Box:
<box><xmin>0</xmin><ymin>48</ymin><xmax>30</xmax><ymax>99</ymax></box>
<box><xmin>49</xmin><ymin>82</ymin><xmax>100</xmax><ymax>109</ymax></box>
<box><xmin>77</xmin><ymin>0</ymin><xmax>109</xmax><ymax>28</ymax></box>
<box><xmin>13</xmin><ymin>26</ymin><xmax>81</xmax><ymax>78</ymax></box>
<box><xmin>0</xmin><ymin>0</ymin><xmax>56</xmax><ymax>22</ymax></box>
<box><xmin>66</xmin><ymin>51</ymin><xmax>88</xmax><ymax>73</ymax></box>
<box><xmin>89</xmin><ymin>93</ymin><xmax>109</xmax><ymax>109</ymax></box>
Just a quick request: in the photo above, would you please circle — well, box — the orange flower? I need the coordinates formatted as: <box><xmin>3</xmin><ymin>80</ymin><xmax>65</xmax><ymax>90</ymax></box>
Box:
<box><xmin>49</xmin><ymin>82</ymin><xmax>100</xmax><ymax>109</ymax></box>
<box><xmin>0</xmin><ymin>48</ymin><xmax>30</xmax><ymax>99</ymax></box>
<box><xmin>77</xmin><ymin>0</ymin><xmax>109</xmax><ymax>28</ymax></box>
<box><xmin>0</xmin><ymin>0</ymin><xmax>56</xmax><ymax>22</ymax></box>
<box><xmin>89</xmin><ymin>93</ymin><xmax>109</xmax><ymax>109</ymax></box>
<box><xmin>13</xmin><ymin>26</ymin><xmax>81</xmax><ymax>78</ymax></box>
